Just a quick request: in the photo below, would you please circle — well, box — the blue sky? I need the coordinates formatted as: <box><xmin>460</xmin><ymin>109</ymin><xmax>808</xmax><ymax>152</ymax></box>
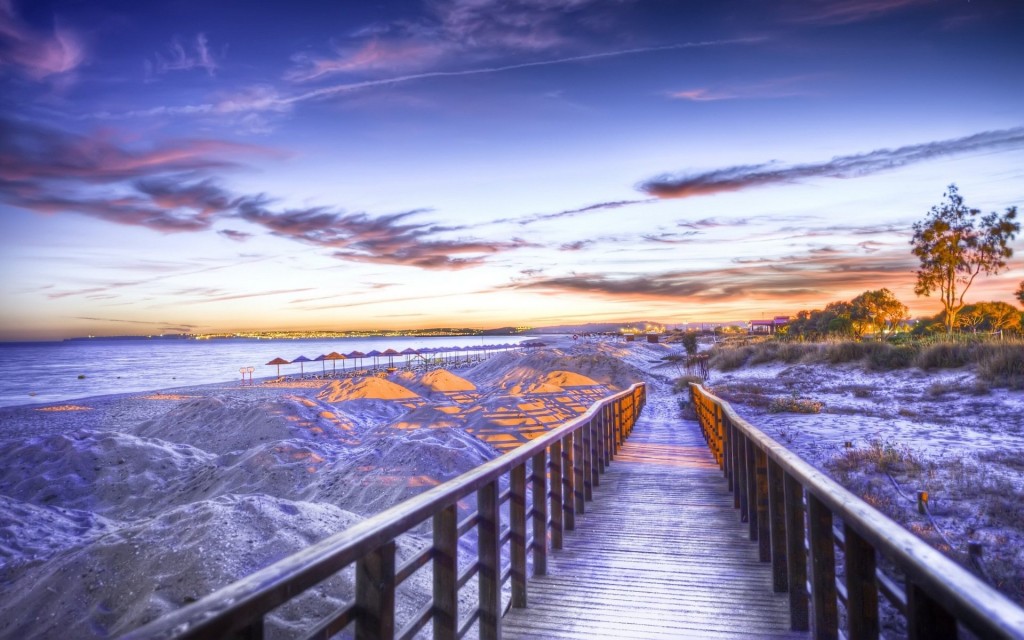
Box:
<box><xmin>1</xmin><ymin>0</ymin><xmax>1022</xmax><ymax>339</ymax></box>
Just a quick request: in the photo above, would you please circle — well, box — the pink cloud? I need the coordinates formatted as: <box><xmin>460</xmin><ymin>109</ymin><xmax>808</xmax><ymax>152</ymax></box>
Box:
<box><xmin>286</xmin><ymin>39</ymin><xmax>447</xmax><ymax>83</ymax></box>
<box><xmin>0</xmin><ymin>0</ymin><xmax>85</xmax><ymax>79</ymax></box>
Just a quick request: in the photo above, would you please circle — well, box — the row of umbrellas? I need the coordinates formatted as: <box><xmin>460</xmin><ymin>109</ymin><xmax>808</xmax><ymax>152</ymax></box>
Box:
<box><xmin>265</xmin><ymin>343</ymin><xmax>539</xmax><ymax>377</ymax></box>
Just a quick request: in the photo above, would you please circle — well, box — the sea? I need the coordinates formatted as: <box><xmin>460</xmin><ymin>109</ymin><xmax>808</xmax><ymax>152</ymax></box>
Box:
<box><xmin>0</xmin><ymin>335</ymin><xmax>535</xmax><ymax>409</ymax></box>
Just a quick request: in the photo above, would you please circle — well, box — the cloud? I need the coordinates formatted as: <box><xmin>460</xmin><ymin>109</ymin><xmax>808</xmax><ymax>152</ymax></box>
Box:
<box><xmin>789</xmin><ymin>0</ymin><xmax>930</xmax><ymax>25</ymax></box>
<box><xmin>508</xmin><ymin>246</ymin><xmax>917</xmax><ymax>303</ymax></box>
<box><xmin>94</xmin><ymin>38</ymin><xmax>761</xmax><ymax>121</ymax></box>
<box><xmin>560</xmin><ymin>240</ymin><xmax>593</xmax><ymax>251</ymax></box>
<box><xmin>233</xmin><ymin>199</ymin><xmax>535</xmax><ymax>269</ymax></box>
<box><xmin>500</xmin><ymin>198</ymin><xmax>653</xmax><ymax>226</ymax></box>
<box><xmin>284</xmin><ymin>0</ymin><xmax>628</xmax><ymax>83</ymax></box>
<box><xmin>640</xmin><ymin>231</ymin><xmax>701</xmax><ymax>245</ymax></box>
<box><xmin>145</xmin><ymin>33</ymin><xmax>221</xmax><ymax>79</ymax></box>
<box><xmin>669</xmin><ymin>75</ymin><xmax>819</xmax><ymax>102</ymax></box>
<box><xmin>218</xmin><ymin>229</ymin><xmax>251</xmax><ymax>241</ymax></box>
<box><xmin>640</xmin><ymin>127</ymin><xmax>1024</xmax><ymax>198</ymax></box>
<box><xmin>0</xmin><ymin>0</ymin><xmax>85</xmax><ymax>79</ymax></box>
<box><xmin>0</xmin><ymin>116</ymin><xmax>535</xmax><ymax>269</ymax></box>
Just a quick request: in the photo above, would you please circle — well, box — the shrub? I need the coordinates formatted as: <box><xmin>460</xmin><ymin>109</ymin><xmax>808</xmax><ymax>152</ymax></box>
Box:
<box><xmin>915</xmin><ymin>342</ymin><xmax>973</xmax><ymax>369</ymax></box>
<box><xmin>710</xmin><ymin>346</ymin><xmax>754</xmax><ymax>371</ymax></box>
<box><xmin>976</xmin><ymin>344</ymin><xmax>1024</xmax><ymax>389</ymax></box>
<box><xmin>768</xmin><ymin>396</ymin><xmax>823</xmax><ymax>414</ymax></box>
<box><xmin>825</xmin><ymin>341</ymin><xmax>869</xmax><ymax>364</ymax></box>
<box><xmin>829</xmin><ymin>439</ymin><xmax>923</xmax><ymax>476</ymax></box>
<box><xmin>866</xmin><ymin>343</ymin><xmax>918</xmax><ymax>370</ymax></box>
<box><xmin>672</xmin><ymin>375</ymin><xmax>704</xmax><ymax>394</ymax></box>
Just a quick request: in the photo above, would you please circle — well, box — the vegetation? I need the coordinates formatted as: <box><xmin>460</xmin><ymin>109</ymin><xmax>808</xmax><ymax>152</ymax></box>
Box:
<box><xmin>680</xmin><ymin>332</ymin><xmax>699</xmax><ymax>356</ymax></box>
<box><xmin>1017</xmin><ymin>280</ymin><xmax>1024</xmax><ymax>307</ymax></box>
<box><xmin>851</xmin><ymin>288</ymin><xmax>909</xmax><ymax>337</ymax></box>
<box><xmin>911</xmin><ymin>185</ymin><xmax>1019</xmax><ymax>334</ymax></box>
<box><xmin>768</xmin><ymin>396</ymin><xmax>823</xmax><ymax>414</ymax></box>
<box><xmin>707</xmin><ymin>338</ymin><xmax>1024</xmax><ymax>388</ymax></box>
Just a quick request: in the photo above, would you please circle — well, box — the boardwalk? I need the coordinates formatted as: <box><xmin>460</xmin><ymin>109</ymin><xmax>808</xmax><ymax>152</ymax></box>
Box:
<box><xmin>503</xmin><ymin>390</ymin><xmax>806</xmax><ymax>639</ymax></box>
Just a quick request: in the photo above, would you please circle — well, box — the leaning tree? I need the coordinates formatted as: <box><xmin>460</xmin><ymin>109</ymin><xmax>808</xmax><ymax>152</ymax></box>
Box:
<box><xmin>1017</xmin><ymin>281</ymin><xmax>1024</xmax><ymax>308</ymax></box>
<box><xmin>911</xmin><ymin>185</ymin><xmax>1019</xmax><ymax>335</ymax></box>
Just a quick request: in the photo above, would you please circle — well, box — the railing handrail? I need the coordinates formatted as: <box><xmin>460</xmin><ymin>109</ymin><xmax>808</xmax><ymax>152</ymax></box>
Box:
<box><xmin>122</xmin><ymin>382</ymin><xmax>646</xmax><ymax>639</ymax></box>
<box><xmin>691</xmin><ymin>383</ymin><xmax>1024</xmax><ymax>639</ymax></box>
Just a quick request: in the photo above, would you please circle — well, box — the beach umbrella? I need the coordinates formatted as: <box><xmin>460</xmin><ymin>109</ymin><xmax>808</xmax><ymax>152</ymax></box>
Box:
<box><xmin>314</xmin><ymin>354</ymin><xmax>327</xmax><ymax>375</ymax></box>
<box><xmin>400</xmin><ymin>347</ymin><xmax>419</xmax><ymax>367</ymax></box>
<box><xmin>291</xmin><ymin>355</ymin><xmax>312</xmax><ymax>377</ymax></box>
<box><xmin>382</xmin><ymin>348</ymin><xmax>400</xmax><ymax>367</ymax></box>
<box><xmin>266</xmin><ymin>357</ymin><xmax>289</xmax><ymax>377</ymax></box>
<box><xmin>325</xmin><ymin>351</ymin><xmax>346</xmax><ymax>372</ymax></box>
<box><xmin>346</xmin><ymin>350</ymin><xmax>366</xmax><ymax>370</ymax></box>
<box><xmin>366</xmin><ymin>349</ymin><xmax>383</xmax><ymax>369</ymax></box>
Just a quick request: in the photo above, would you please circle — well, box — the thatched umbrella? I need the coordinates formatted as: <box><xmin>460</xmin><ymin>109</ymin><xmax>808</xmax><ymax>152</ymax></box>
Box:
<box><xmin>314</xmin><ymin>354</ymin><xmax>328</xmax><ymax>376</ymax></box>
<box><xmin>346</xmin><ymin>350</ymin><xmax>366</xmax><ymax>371</ymax></box>
<box><xmin>266</xmin><ymin>357</ymin><xmax>289</xmax><ymax>377</ymax></box>
<box><xmin>382</xmin><ymin>348</ymin><xmax>401</xmax><ymax>368</ymax></box>
<box><xmin>325</xmin><ymin>351</ymin><xmax>346</xmax><ymax>373</ymax></box>
<box><xmin>400</xmin><ymin>347</ymin><xmax>419</xmax><ymax>368</ymax></box>
<box><xmin>365</xmin><ymin>349</ymin><xmax>383</xmax><ymax>370</ymax></box>
<box><xmin>291</xmin><ymin>355</ymin><xmax>311</xmax><ymax>377</ymax></box>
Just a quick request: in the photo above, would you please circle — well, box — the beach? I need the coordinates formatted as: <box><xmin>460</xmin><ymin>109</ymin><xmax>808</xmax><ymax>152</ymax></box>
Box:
<box><xmin>0</xmin><ymin>336</ymin><xmax>662</xmax><ymax>639</ymax></box>
<box><xmin>2</xmin><ymin>335</ymin><xmax>1023</xmax><ymax>638</ymax></box>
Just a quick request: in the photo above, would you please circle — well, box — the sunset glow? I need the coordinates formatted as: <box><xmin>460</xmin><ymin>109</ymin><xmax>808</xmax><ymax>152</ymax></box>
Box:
<box><xmin>2</xmin><ymin>1</ymin><xmax>1022</xmax><ymax>340</ymax></box>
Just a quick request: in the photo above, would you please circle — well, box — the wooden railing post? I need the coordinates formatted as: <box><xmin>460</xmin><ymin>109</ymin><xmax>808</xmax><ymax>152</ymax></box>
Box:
<box><xmin>573</xmin><ymin>427</ymin><xmax>586</xmax><ymax>514</ymax></box>
<box><xmin>549</xmin><ymin>440</ymin><xmax>563</xmax><ymax>549</ymax></box>
<box><xmin>582</xmin><ymin>418</ymin><xmax>594</xmax><ymax>501</ymax></box>
<box><xmin>807</xmin><ymin>493</ymin><xmax>838</xmax><ymax>640</ymax></box>
<box><xmin>510</xmin><ymin>463</ymin><xmax>528</xmax><ymax>609</ymax></box>
<box><xmin>746</xmin><ymin>437</ymin><xmax>758</xmax><ymax>536</ymax></box>
<box><xmin>722</xmin><ymin>412</ymin><xmax>732</xmax><ymax>483</ymax></box>
<box><xmin>784</xmin><ymin>473</ymin><xmax>809</xmax><ymax>631</ymax></box>
<box><xmin>531</xmin><ymin>451</ymin><xmax>548</xmax><ymax>576</ymax></box>
<box><xmin>767</xmin><ymin>458</ymin><xmax>788</xmax><ymax>592</ymax></box>
<box><xmin>737</xmin><ymin>433</ymin><xmax>749</xmax><ymax>521</ymax></box>
<box><xmin>477</xmin><ymin>481</ymin><xmax>501</xmax><ymax>640</ymax></box>
<box><xmin>356</xmin><ymin>541</ymin><xmax>396</xmax><ymax>640</ymax></box>
<box><xmin>844</xmin><ymin>523</ymin><xmax>879</xmax><ymax>640</ymax></box>
<box><xmin>590</xmin><ymin>417</ymin><xmax>602</xmax><ymax>485</ymax></box>
<box><xmin>562</xmin><ymin>434</ymin><xmax>576</xmax><ymax>531</ymax></box>
<box><xmin>433</xmin><ymin>505</ymin><xmax>458</xmax><ymax>640</ymax></box>
<box><xmin>755</xmin><ymin>448</ymin><xmax>770</xmax><ymax>561</ymax></box>
<box><xmin>907</xmin><ymin>582</ymin><xmax>957</xmax><ymax>640</ymax></box>
<box><xmin>730</xmin><ymin>417</ymin><xmax>741</xmax><ymax>509</ymax></box>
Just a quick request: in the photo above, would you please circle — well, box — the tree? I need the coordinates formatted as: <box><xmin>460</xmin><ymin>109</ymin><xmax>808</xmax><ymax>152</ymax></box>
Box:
<box><xmin>975</xmin><ymin>301</ymin><xmax>1022</xmax><ymax>333</ymax></box>
<box><xmin>911</xmin><ymin>185</ymin><xmax>1019</xmax><ymax>335</ymax></box>
<box><xmin>1017</xmin><ymin>281</ymin><xmax>1024</xmax><ymax>308</ymax></box>
<box><xmin>851</xmin><ymin>288</ymin><xmax>909</xmax><ymax>337</ymax></box>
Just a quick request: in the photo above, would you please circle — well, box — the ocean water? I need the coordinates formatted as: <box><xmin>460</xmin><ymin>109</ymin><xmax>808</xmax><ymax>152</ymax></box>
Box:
<box><xmin>0</xmin><ymin>335</ymin><xmax>534</xmax><ymax>408</ymax></box>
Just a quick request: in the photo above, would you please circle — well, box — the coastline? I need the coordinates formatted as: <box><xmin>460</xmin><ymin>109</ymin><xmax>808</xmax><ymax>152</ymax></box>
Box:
<box><xmin>0</xmin><ymin>336</ymin><xmax>661</xmax><ymax>638</ymax></box>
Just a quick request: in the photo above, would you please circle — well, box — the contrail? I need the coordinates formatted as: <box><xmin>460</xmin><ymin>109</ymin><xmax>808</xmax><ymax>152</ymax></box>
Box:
<box><xmin>89</xmin><ymin>38</ymin><xmax>763</xmax><ymax>119</ymax></box>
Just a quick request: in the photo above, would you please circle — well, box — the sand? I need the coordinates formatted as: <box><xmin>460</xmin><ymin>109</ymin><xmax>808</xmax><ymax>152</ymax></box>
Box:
<box><xmin>0</xmin><ymin>336</ymin><xmax>645</xmax><ymax>639</ymax></box>
<box><xmin>8</xmin><ymin>334</ymin><xmax>1018</xmax><ymax>637</ymax></box>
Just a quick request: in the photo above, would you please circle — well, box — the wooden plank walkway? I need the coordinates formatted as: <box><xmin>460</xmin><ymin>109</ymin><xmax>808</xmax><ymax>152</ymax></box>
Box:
<box><xmin>502</xmin><ymin>390</ymin><xmax>807</xmax><ymax>639</ymax></box>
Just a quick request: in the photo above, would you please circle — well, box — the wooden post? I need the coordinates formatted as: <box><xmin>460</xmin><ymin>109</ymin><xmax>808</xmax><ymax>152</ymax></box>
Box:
<box><xmin>907</xmin><ymin>582</ymin><xmax>957</xmax><ymax>640</ymax></box>
<box><xmin>590</xmin><ymin>418</ymin><xmax>601</xmax><ymax>485</ymax></box>
<box><xmin>356</xmin><ymin>541</ymin><xmax>396</xmax><ymax>640</ymax></box>
<box><xmin>574</xmin><ymin>427</ymin><xmax>587</xmax><ymax>513</ymax></box>
<box><xmin>746</xmin><ymin>437</ymin><xmax>757</xmax><ymax>536</ymax></box>
<box><xmin>731</xmin><ymin>419</ymin><xmax>741</xmax><ymax>509</ymax></box>
<box><xmin>510</xmin><ymin>463</ymin><xmax>528</xmax><ymax>608</ymax></box>
<box><xmin>755</xmin><ymin>447</ymin><xmax>770</xmax><ymax>561</ymax></box>
<box><xmin>844</xmin><ymin>523</ymin><xmax>879</xmax><ymax>640</ymax></box>
<box><xmin>722</xmin><ymin>412</ymin><xmax>732</xmax><ymax>484</ymax></box>
<box><xmin>563</xmin><ymin>433</ymin><xmax>576</xmax><ymax>531</ymax></box>
<box><xmin>807</xmin><ymin>493</ymin><xmax>838</xmax><ymax>640</ymax></box>
<box><xmin>477</xmin><ymin>481</ymin><xmax>501</xmax><ymax>640</ymax></box>
<box><xmin>549</xmin><ymin>440</ymin><xmax>563</xmax><ymax>549</ymax></box>
<box><xmin>433</xmin><ymin>505</ymin><xmax>458</xmax><ymax>639</ymax></box>
<box><xmin>531</xmin><ymin>451</ymin><xmax>548</xmax><ymax>576</ymax></box>
<box><xmin>737</xmin><ymin>433</ymin><xmax>749</xmax><ymax>521</ymax></box>
<box><xmin>582</xmin><ymin>419</ymin><xmax>594</xmax><ymax>501</ymax></box>
<box><xmin>767</xmin><ymin>458</ymin><xmax>788</xmax><ymax>592</ymax></box>
<box><xmin>784</xmin><ymin>473</ymin><xmax>809</xmax><ymax>631</ymax></box>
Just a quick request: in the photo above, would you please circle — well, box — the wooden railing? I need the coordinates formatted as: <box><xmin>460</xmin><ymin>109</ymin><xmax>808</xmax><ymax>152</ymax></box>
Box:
<box><xmin>690</xmin><ymin>383</ymin><xmax>1024</xmax><ymax>640</ymax></box>
<box><xmin>121</xmin><ymin>383</ymin><xmax>646</xmax><ymax>640</ymax></box>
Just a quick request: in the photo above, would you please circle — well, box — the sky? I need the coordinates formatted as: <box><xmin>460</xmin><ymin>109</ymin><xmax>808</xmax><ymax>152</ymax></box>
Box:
<box><xmin>1</xmin><ymin>0</ymin><xmax>1022</xmax><ymax>340</ymax></box>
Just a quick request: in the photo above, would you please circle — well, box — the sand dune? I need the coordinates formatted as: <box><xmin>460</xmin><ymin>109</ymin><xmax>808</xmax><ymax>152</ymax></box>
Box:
<box><xmin>0</xmin><ymin>337</ymin><xmax>646</xmax><ymax>638</ymax></box>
